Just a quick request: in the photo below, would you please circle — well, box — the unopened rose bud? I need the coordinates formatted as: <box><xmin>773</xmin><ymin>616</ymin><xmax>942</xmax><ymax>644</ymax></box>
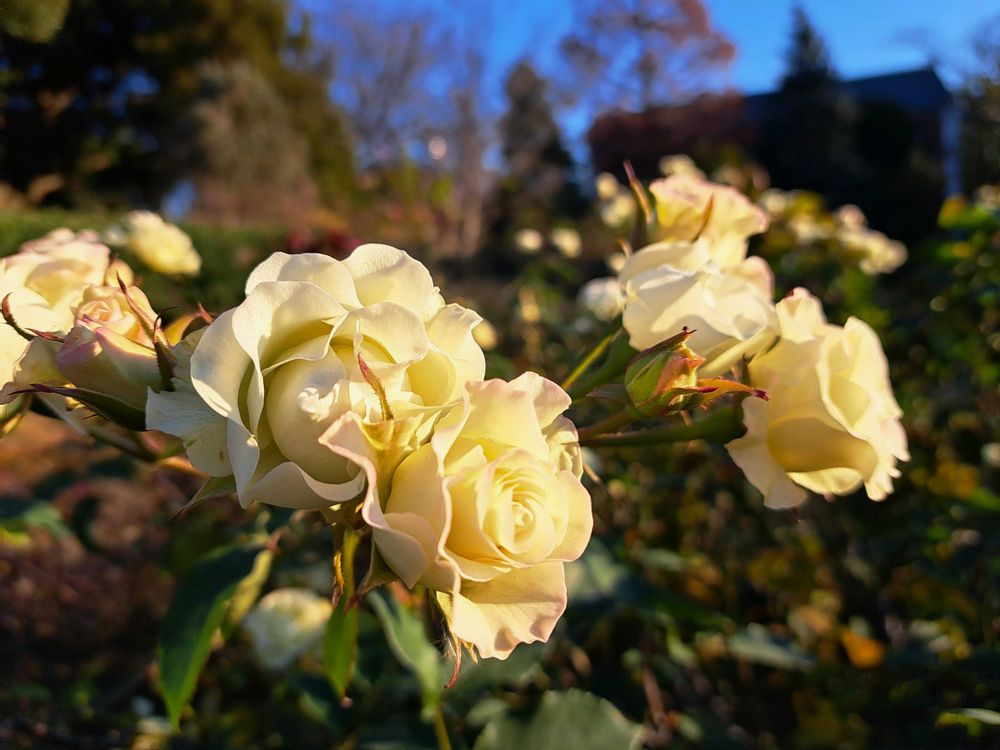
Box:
<box><xmin>55</xmin><ymin>325</ymin><xmax>161</xmax><ymax>412</ymax></box>
<box><xmin>625</xmin><ymin>329</ymin><xmax>704</xmax><ymax>416</ymax></box>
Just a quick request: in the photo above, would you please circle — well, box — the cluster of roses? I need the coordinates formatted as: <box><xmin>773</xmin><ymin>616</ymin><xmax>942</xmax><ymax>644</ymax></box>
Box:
<box><xmin>580</xmin><ymin>174</ymin><xmax>909</xmax><ymax>509</ymax></box>
<box><xmin>1</xmin><ymin>232</ymin><xmax>591</xmax><ymax>660</ymax></box>
<box><xmin>0</xmin><ymin>172</ymin><xmax>909</xmax><ymax>661</ymax></box>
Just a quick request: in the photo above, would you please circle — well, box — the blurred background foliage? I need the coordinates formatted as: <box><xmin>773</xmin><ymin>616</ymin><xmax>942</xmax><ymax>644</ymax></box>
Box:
<box><xmin>1</xmin><ymin>1</ymin><xmax>999</xmax><ymax>748</ymax></box>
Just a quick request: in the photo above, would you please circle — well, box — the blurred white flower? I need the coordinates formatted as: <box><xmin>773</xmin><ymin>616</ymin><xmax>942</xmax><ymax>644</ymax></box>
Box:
<box><xmin>111</xmin><ymin>211</ymin><xmax>201</xmax><ymax>276</ymax></box>
<box><xmin>973</xmin><ymin>184</ymin><xmax>1000</xmax><ymax>210</ymax></box>
<box><xmin>518</xmin><ymin>286</ymin><xmax>542</xmax><ymax>323</ymax></box>
<box><xmin>599</xmin><ymin>193</ymin><xmax>635</xmax><ymax>228</ymax></box>
<box><xmin>242</xmin><ymin>588</ymin><xmax>332</xmax><ymax>671</ymax></box>
<box><xmin>514</xmin><ymin>227</ymin><xmax>544</xmax><ymax>255</ymax></box>
<box><xmin>595</xmin><ymin>172</ymin><xmax>620</xmax><ymax>201</ymax></box>
<box><xmin>711</xmin><ymin>164</ymin><xmax>744</xmax><ymax>187</ymax></box>
<box><xmin>838</xmin><ymin>226</ymin><xmax>907</xmax><ymax>275</ymax></box>
<box><xmin>983</xmin><ymin>442</ymin><xmax>1000</xmax><ymax>468</ymax></box>
<box><xmin>578</xmin><ymin>277</ymin><xmax>625</xmax><ymax>322</ymax></box>
<box><xmin>607</xmin><ymin>251</ymin><xmax>628</xmax><ymax>274</ymax></box>
<box><xmin>834</xmin><ymin>204</ymin><xmax>867</xmax><ymax>229</ymax></box>
<box><xmin>788</xmin><ymin>213</ymin><xmax>830</xmax><ymax>244</ymax></box>
<box><xmin>659</xmin><ymin>154</ymin><xmax>705</xmax><ymax>179</ymax></box>
<box><xmin>551</xmin><ymin>227</ymin><xmax>582</xmax><ymax>258</ymax></box>
<box><xmin>759</xmin><ymin>189</ymin><xmax>791</xmax><ymax>217</ymax></box>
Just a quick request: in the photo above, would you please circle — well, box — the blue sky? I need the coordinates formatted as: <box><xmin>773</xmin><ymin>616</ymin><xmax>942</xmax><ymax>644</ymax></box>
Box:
<box><xmin>711</xmin><ymin>0</ymin><xmax>996</xmax><ymax>92</ymax></box>
<box><xmin>473</xmin><ymin>0</ymin><xmax>996</xmax><ymax>93</ymax></box>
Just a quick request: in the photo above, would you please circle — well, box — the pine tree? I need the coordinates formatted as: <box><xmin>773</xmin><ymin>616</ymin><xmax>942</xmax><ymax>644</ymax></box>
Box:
<box><xmin>755</xmin><ymin>7</ymin><xmax>863</xmax><ymax>204</ymax></box>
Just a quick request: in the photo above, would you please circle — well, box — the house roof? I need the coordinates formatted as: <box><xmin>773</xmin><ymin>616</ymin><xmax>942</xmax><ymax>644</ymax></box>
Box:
<box><xmin>745</xmin><ymin>66</ymin><xmax>953</xmax><ymax>115</ymax></box>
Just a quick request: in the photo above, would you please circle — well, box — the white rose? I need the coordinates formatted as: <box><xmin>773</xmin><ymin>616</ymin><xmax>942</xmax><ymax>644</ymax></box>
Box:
<box><xmin>1</xmin><ymin>229</ymin><xmax>114</xmax><ymax>389</ymax></box>
<box><xmin>618</xmin><ymin>241</ymin><xmax>778</xmax><ymax>377</ymax></box>
<box><xmin>726</xmin><ymin>288</ymin><xmax>909</xmax><ymax>508</ymax></box>
<box><xmin>648</xmin><ymin>175</ymin><xmax>768</xmax><ymax>268</ymax></box>
<box><xmin>242</xmin><ymin>588</ymin><xmax>332</xmax><ymax>671</ymax></box>
<box><xmin>578</xmin><ymin>277</ymin><xmax>625</xmax><ymax>322</ymax></box>
<box><xmin>150</xmin><ymin>246</ymin><xmax>485</xmax><ymax>510</ymax></box>
<box><xmin>331</xmin><ymin>372</ymin><xmax>591</xmax><ymax>659</ymax></box>
<box><xmin>116</xmin><ymin>211</ymin><xmax>201</xmax><ymax>276</ymax></box>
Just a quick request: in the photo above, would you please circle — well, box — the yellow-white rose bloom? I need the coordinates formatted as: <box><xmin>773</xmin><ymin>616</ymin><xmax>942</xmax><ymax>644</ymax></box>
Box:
<box><xmin>118</xmin><ymin>211</ymin><xmax>201</xmax><ymax>276</ymax></box>
<box><xmin>618</xmin><ymin>241</ymin><xmax>778</xmax><ymax>378</ymax></box>
<box><xmin>149</xmin><ymin>246</ymin><xmax>484</xmax><ymax>510</ymax></box>
<box><xmin>726</xmin><ymin>288</ymin><xmax>909</xmax><ymax>509</ymax></box>
<box><xmin>1</xmin><ymin>229</ymin><xmax>115</xmax><ymax>389</ymax></box>
<box><xmin>649</xmin><ymin>175</ymin><xmax>768</xmax><ymax>269</ymax></box>
<box><xmin>329</xmin><ymin>372</ymin><xmax>591</xmax><ymax>659</ymax></box>
<box><xmin>578</xmin><ymin>277</ymin><xmax>625</xmax><ymax>322</ymax></box>
<box><xmin>242</xmin><ymin>588</ymin><xmax>332</xmax><ymax>671</ymax></box>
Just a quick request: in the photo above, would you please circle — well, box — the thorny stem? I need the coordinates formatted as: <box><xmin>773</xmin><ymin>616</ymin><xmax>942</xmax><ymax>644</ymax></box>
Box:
<box><xmin>580</xmin><ymin>405</ymin><xmax>746</xmax><ymax>448</ymax></box>
<box><xmin>84</xmin><ymin>422</ymin><xmax>159</xmax><ymax>462</ymax></box>
<box><xmin>576</xmin><ymin>410</ymin><xmax>637</xmax><ymax>443</ymax></box>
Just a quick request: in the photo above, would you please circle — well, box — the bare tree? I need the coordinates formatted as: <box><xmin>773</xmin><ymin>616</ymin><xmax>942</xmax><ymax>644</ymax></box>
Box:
<box><xmin>559</xmin><ymin>0</ymin><xmax>735</xmax><ymax>112</ymax></box>
<box><xmin>313</xmin><ymin>1</ymin><xmax>496</xmax><ymax>256</ymax></box>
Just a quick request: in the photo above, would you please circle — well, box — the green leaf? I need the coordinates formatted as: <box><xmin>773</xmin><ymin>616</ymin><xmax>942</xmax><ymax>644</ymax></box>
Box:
<box><xmin>473</xmin><ymin>689</ymin><xmax>643</xmax><ymax>750</ymax></box>
<box><xmin>449</xmin><ymin>642</ymin><xmax>546</xmax><ymax>701</ymax></box>
<box><xmin>324</xmin><ymin>598</ymin><xmax>358</xmax><ymax>700</ymax></box>
<box><xmin>937</xmin><ymin>708</ymin><xmax>1000</xmax><ymax>737</ymax></box>
<box><xmin>728</xmin><ymin>625</ymin><xmax>813</xmax><ymax>671</ymax></box>
<box><xmin>23</xmin><ymin>383</ymin><xmax>147</xmax><ymax>431</ymax></box>
<box><xmin>171</xmin><ymin>476</ymin><xmax>236</xmax><ymax>520</ymax></box>
<box><xmin>157</xmin><ymin>543</ymin><xmax>267</xmax><ymax>726</ymax></box>
<box><xmin>368</xmin><ymin>591</ymin><xmax>444</xmax><ymax>718</ymax></box>
<box><xmin>0</xmin><ymin>499</ymin><xmax>71</xmax><ymax>539</ymax></box>
<box><xmin>220</xmin><ymin>548</ymin><xmax>273</xmax><ymax>637</ymax></box>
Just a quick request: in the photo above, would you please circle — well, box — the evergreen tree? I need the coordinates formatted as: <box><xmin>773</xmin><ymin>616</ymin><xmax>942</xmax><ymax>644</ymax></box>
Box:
<box><xmin>0</xmin><ymin>0</ymin><xmax>353</xmax><ymax>210</ymax></box>
<box><xmin>755</xmin><ymin>7</ymin><xmax>863</xmax><ymax>204</ymax></box>
<box><xmin>488</xmin><ymin>61</ymin><xmax>583</xmax><ymax>256</ymax></box>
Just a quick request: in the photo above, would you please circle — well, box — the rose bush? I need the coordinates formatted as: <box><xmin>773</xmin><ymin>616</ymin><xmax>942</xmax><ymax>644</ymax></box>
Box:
<box><xmin>726</xmin><ymin>288</ymin><xmax>909</xmax><ymax>508</ymax></box>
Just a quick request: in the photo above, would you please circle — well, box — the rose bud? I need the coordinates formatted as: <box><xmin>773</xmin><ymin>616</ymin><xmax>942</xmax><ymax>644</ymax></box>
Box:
<box><xmin>624</xmin><ymin>329</ymin><xmax>704</xmax><ymax>416</ymax></box>
<box><xmin>54</xmin><ymin>285</ymin><xmax>161</xmax><ymax>413</ymax></box>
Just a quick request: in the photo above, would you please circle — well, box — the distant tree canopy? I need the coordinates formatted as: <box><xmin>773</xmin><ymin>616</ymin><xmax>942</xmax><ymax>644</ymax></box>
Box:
<box><xmin>559</xmin><ymin>0</ymin><xmax>734</xmax><ymax>113</ymax></box>
<box><xmin>0</xmin><ymin>0</ymin><xmax>353</xmax><ymax>213</ymax></box>
<box><xmin>961</xmin><ymin>16</ymin><xmax>1000</xmax><ymax>189</ymax></box>
<box><xmin>484</xmin><ymin>61</ymin><xmax>584</xmax><ymax>269</ymax></box>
